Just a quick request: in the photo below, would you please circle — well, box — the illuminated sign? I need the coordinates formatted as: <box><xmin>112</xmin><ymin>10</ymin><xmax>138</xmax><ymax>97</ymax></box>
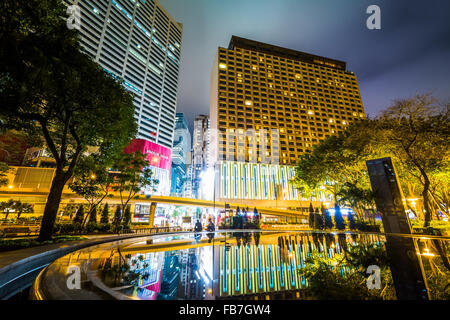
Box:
<box><xmin>124</xmin><ymin>139</ymin><xmax>172</xmax><ymax>171</ymax></box>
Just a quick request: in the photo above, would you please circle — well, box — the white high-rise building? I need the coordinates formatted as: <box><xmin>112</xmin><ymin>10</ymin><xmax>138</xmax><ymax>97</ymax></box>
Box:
<box><xmin>192</xmin><ymin>115</ymin><xmax>210</xmax><ymax>199</ymax></box>
<box><xmin>66</xmin><ymin>0</ymin><xmax>183</xmax><ymax>148</ymax></box>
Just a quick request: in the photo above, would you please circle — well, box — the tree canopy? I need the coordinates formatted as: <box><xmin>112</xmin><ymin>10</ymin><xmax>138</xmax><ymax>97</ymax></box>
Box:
<box><xmin>0</xmin><ymin>0</ymin><xmax>137</xmax><ymax>240</ymax></box>
<box><xmin>293</xmin><ymin>93</ymin><xmax>450</xmax><ymax>227</ymax></box>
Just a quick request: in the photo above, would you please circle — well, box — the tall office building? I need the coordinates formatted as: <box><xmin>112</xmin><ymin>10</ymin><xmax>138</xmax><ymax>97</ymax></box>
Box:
<box><xmin>192</xmin><ymin>115</ymin><xmax>211</xmax><ymax>199</ymax></box>
<box><xmin>210</xmin><ymin>36</ymin><xmax>365</xmax><ymax>203</ymax></box>
<box><xmin>183</xmin><ymin>152</ymin><xmax>194</xmax><ymax>198</ymax></box>
<box><xmin>170</xmin><ymin>113</ymin><xmax>191</xmax><ymax>197</ymax></box>
<box><xmin>66</xmin><ymin>0</ymin><xmax>183</xmax><ymax>149</ymax></box>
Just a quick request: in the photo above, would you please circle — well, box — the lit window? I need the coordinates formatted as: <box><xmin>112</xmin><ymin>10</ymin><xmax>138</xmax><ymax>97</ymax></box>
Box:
<box><xmin>308</xmin><ymin>111</ymin><xmax>314</xmax><ymax>115</ymax></box>
<box><xmin>219</xmin><ymin>63</ymin><xmax>227</xmax><ymax>69</ymax></box>
<box><xmin>245</xmin><ymin>100</ymin><xmax>252</xmax><ymax>106</ymax></box>
<box><xmin>329</xmin><ymin>119</ymin><xmax>333</xmax><ymax>123</ymax></box>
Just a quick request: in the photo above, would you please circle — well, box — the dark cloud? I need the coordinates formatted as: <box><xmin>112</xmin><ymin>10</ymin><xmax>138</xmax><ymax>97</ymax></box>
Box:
<box><xmin>159</xmin><ymin>0</ymin><xmax>450</xmax><ymax>132</ymax></box>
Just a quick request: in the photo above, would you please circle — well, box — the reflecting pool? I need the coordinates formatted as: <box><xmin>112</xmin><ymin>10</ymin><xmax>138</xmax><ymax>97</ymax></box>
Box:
<box><xmin>31</xmin><ymin>231</ymin><xmax>450</xmax><ymax>300</ymax></box>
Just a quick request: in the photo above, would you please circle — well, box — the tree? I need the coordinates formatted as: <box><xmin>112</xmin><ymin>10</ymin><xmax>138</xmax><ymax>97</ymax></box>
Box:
<box><xmin>253</xmin><ymin>207</ymin><xmax>259</xmax><ymax>224</ymax></box>
<box><xmin>0</xmin><ymin>0</ymin><xmax>137</xmax><ymax>241</ymax></box>
<box><xmin>111</xmin><ymin>151</ymin><xmax>159</xmax><ymax>218</ymax></box>
<box><xmin>0</xmin><ymin>199</ymin><xmax>16</xmax><ymax>220</ymax></box>
<box><xmin>73</xmin><ymin>205</ymin><xmax>84</xmax><ymax>224</ymax></box>
<box><xmin>375</xmin><ymin>94</ymin><xmax>450</xmax><ymax>227</ymax></box>
<box><xmin>113</xmin><ymin>205</ymin><xmax>122</xmax><ymax>227</ymax></box>
<box><xmin>348</xmin><ymin>211</ymin><xmax>357</xmax><ymax>230</ymax></box>
<box><xmin>16</xmin><ymin>201</ymin><xmax>34</xmax><ymax>219</ymax></box>
<box><xmin>308</xmin><ymin>203</ymin><xmax>315</xmax><ymax>229</ymax></box>
<box><xmin>334</xmin><ymin>204</ymin><xmax>346</xmax><ymax>230</ymax></box>
<box><xmin>293</xmin><ymin>94</ymin><xmax>450</xmax><ymax>228</ymax></box>
<box><xmin>324</xmin><ymin>208</ymin><xmax>334</xmax><ymax>229</ymax></box>
<box><xmin>88</xmin><ymin>206</ymin><xmax>97</xmax><ymax>224</ymax></box>
<box><xmin>337</xmin><ymin>182</ymin><xmax>375</xmax><ymax>221</ymax></box>
<box><xmin>122</xmin><ymin>206</ymin><xmax>131</xmax><ymax>226</ymax></box>
<box><xmin>69</xmin><ymin>154</ymin><xmax>115</xmax><ymax>229</ymax></box>
<box><xmin>0</xmin><ymin>162</ymin><xmax>9</xmax><ymax>187</ymax></box>
<box><xmin>293</xmin><ymin>122</ymin><xmax>375</xmax><ymax>203</ymax></box>
<box><xmin>100</xmin><ymin>203</ymin><xmax>110</xmax><ymax>224</ymax></box>
<box><xmin>315</xmin><ymin>207</ymin><xmax>324</xmax><ymax>230</ymax></box>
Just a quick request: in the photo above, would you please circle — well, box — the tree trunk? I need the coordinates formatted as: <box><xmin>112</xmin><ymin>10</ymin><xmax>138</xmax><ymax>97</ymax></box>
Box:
<box><xmin>38</xmin><ymin>172</ymin><xmax>66</xmax><ymax>241</ymax></box>
<box><xmin>422</xmin><ymin>174</ymin><xmax>432</xmax><ymax>228</ymax></box>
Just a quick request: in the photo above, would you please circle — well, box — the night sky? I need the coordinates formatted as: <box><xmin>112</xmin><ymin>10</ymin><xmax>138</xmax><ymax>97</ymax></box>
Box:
<box><xmin>159</xmin><ymin>0</ymin><xmax>450</xmax><ymax>132</ymax></box>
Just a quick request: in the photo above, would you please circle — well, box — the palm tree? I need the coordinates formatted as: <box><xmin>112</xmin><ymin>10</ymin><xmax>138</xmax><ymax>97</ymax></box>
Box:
<box><xmin>16</xmin><ymin>201</ymin><xmax>34</xmax><ymax>219</ymax></box>
<box><xmin>1</xmin><ymin>199</ymin><xmax>17</xmax><ymax>220</ymax></box>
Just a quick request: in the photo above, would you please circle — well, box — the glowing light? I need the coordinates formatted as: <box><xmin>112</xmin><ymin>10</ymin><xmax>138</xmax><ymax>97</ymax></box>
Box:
<box><xmin>417</xmin><ymin>248</ymin><xmax>435</xmax><ymax>257</ymax></box>
<box><xmin>219</xmin><ymin>63</ymin><xmax>227</xmax><ymax>69</ymax></box>
<box><xmin>199</xmin><ymin>168</ymin><xmax>215</xmax><ymax>200</ymax></box>
<box><xmin>245</xmin><ymin>100</ymin><xmax>252</xmax><ymax>106</ymax></box>
<box><xmin>8</xmin><ymin>185</ymin><xmax>13</xmax><ymax>189</ymax></box>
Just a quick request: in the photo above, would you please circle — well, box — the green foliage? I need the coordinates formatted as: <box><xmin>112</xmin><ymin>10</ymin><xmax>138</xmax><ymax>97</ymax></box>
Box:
<box><xmin>355</xmin><ymin>220</ymin><xmax>381</xmax><ymax>232</ymax></box>
<box><xmin>73</xmin><ymin>205</ymin><xmax>84</xmax><ymax>224</ymax></box>
<box><xmin>314</xmin><ymin>207</ymin><xmax>324</xmax><ymax>230</ymax></box>
<box><xmin>100</xmin><ymin>203</ymin><xmax>110</xmax><ymax>224</ymax></box>
<box><xmin>324</xmin><ymin>209</ymin><xmax>333</xmax><ymax>229</ymax></box>
<box><xmin>0</xmin><ymin>235</ymin><xmax>87</xmax><ymax>252</ymax></box>
<box><xmin>0</xmin><ymin>199</ymin><xmax>18</xmax><ymax>219</ymax></box>
<box><xmin>111</xmin><ymin>151</ymin><xmax>159</xmax><ymax>214</ymax></box>
<box><xmin>303</xmin><ymin>243</ymin><xmax>395</xmax><ymax>300</ymax></box>
<box><xmin>88</xmin><ymin>206</ymin><xmax>97</xmax><ymax>224</ymax></box>
<box><xmin>0</xmin><ymin>0</ymin><xmax>138</xmax><ymax>241</ymax></box>
<box><xmin>69</xmin><ymin>154</ymin><xmax>116</xmax><ymax>220</ymax></box>
<box><xmin>348</xmin><ymin>211</ymin><xmax>357</xmax><ymax>230</ymax></box>
<box><xmin>308</xmin><ymin>203</ymin><xmax>314</xmax><ymax>228</ymax></box>
<box><xmin>293</xmin><ymin>94</ymin><xmax>450</xmax><ymax>228</ymax></box>
<box><xmin>334</xmin><ymin>205</ymin><xmax>346</xmax><ymax>230</ymax></box>
<box><xmin>0</xmin><ymin>162</ymin><xmax>9</xmax><ymax>186</ymax></box>
<box><xmin>122</xmin><ymin>206</ymin><xmax>131</xmax><ymax>226</ymax></box>
<box><xmin>113</xmin><ymin>206</ymin><xmax>122</xmax><ymax>226</ymax></box>
<box><xmin>53</xmin><ymin>222</ymin><xmax>111</xmax><ymax>235</ymax></box>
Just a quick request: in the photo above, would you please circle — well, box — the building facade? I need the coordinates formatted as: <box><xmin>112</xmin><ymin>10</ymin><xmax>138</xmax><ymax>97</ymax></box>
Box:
<box><xmin>124</xmin><ymin>138</ymin><xmax>172</xmax><ymax>196</ymax></box>
<box><xmin>210</xmin><ymin>36</ymin><xmax>366</xmax><ymax>203</ymax></box>
<box><xmin>170</xmin><ymin>113</ymin><xmax>191</xmax><ymax>197</ymax></box>
<box><xmin>192</xmin><ymin>115</ymin><xmax>211</xmax><ymax>199</ymax></box>
<box><xmin>66</xmin><ymin>0</ymin><xmax>183</xmax><ymax>149</ymax></box>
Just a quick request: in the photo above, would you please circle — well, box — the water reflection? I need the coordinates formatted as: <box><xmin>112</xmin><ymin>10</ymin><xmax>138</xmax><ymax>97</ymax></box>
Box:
<box><xmin>96</xmin><ymin>231</ymin><xmax>383</xmax><ymax>300</ymax></box>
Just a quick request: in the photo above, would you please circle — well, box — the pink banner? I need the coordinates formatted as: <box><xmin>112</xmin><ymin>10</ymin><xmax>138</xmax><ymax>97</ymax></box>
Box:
<box><xmin>124</xmin><ymin>139</ymin><xmax>172</xmax><ymax>171</ymax></box>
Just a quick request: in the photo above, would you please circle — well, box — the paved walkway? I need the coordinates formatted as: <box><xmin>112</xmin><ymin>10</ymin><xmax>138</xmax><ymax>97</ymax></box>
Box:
<box><xmin>0</xmin><ymin>234</ymin><xmax>136</xmax><ymax>270</ymax></box>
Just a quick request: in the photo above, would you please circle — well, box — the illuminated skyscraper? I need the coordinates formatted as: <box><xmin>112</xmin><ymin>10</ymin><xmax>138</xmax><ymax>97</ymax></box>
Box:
<box><xmin>192</xmin><ymin>115</ymin><xmax>211</xmax><ymax>199</ymax></box>
<box><xmin>170</xmin><ymin>113</ymin><xmax>191</xmax><ymax>197</ymax></box>
<box><xmin>66</xmin><ymin>0</ymin><xmax>183</xmax><ymax>149</ymax></box>
<box><xmin>210</xmin><ymin>36</ymin><xmax>365</xmax><ymax>203</ymax></box>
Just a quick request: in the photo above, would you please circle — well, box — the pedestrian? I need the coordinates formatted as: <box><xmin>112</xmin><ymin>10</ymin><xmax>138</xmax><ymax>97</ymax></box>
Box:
<box><xmin>194</xmin><ymin>219</ymin><xmax>203</xmax><ymax>232</ymax></box>
<box><xmin>206</xmin><ymin>218</ymin><xmax>215</xmax><ymax>232</ymax></box>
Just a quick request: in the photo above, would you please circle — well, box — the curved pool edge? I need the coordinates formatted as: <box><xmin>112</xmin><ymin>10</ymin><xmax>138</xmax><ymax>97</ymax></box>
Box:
<box><xmin>1</xmin><ymin>231</ymin><xmax>193</xmax><ymax>300</ymax></box>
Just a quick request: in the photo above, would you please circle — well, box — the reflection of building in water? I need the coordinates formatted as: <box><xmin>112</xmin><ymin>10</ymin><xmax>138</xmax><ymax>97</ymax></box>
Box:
<box><xmin>128</xmin><ymin>252</ymin><xmax>164</xmax><ymax>300</ymax></box>
<box><xmin>158</xmin><ymin>253</ymin><xmax>181</xmax><ymax>300</ymax></box>
<box><xmin>185</xmin><ymin>248</ymin><xmax>204</xmax><ymax>299</ymax></box>
<box><xmin>214</xmin><ymin>233</ymin><xmax>381</xmax><ymax>298</ymax></box>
